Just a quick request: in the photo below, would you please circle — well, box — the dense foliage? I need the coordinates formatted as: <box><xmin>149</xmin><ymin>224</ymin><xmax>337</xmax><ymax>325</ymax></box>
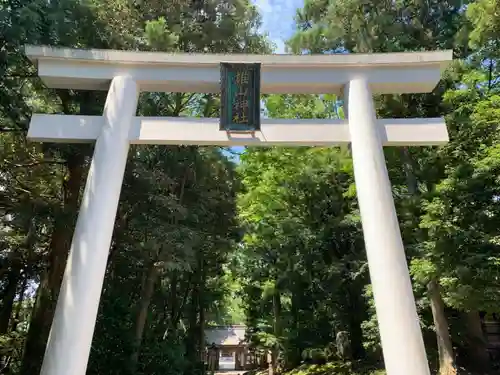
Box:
<box><xmin>1</xmin><ymin>0</ymin><xmax>500</xmax><ymax>375</ymax></box>
<box><xmin>238</xmin><ymin>1</ymin><xmax>500</xmax><ymax>375</ymax></box>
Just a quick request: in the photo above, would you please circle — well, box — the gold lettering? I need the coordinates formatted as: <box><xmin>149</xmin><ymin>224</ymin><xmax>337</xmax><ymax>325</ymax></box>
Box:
<box><xmin>240</xmin><ymin>111</ymin><xmax>248</xmax><ymax>123</ymax></box>
<box><xmin>232</xmin><ymin>112</ymin><xmax>248</xmax><ymax>124</ymax></box>
<box><xmin>235</xmin><ymin>94</ymin><xmax>248</xmax><ymax>109</ymax></box>
<box><xmin>232</xmin><ymin>105</ymin><xmax>248</xmax><ymax>124</ymax></box>
<box><xmin>235</xmin><ymin>69</ymin><xmax>250</xmax><ymax>85</ymax></box>
<box><xmin>231</xmin><ymin>69</ymin><xmax>251</xmax><ymax>125</ymax></box>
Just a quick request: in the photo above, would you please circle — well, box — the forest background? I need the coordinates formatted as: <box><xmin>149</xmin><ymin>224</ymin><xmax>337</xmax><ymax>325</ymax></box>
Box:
<box><xmin>1</xmin><ymin>0</ymin><xmax>500</xmax><ymax>374</ymax></box>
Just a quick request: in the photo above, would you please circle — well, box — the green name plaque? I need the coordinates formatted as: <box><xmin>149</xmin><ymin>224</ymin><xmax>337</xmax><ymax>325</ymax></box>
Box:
<box><xmin>220</xmin><ymin>63</ymin><xmax>261</xmax><ymax>131</ymax></box>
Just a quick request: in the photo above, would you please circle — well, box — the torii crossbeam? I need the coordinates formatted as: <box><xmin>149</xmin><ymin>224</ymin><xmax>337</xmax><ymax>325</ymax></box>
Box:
<box><xmin>25</xmin><ymin>45</ymin><xmax>453</xmax><ymax>375</ymax></box>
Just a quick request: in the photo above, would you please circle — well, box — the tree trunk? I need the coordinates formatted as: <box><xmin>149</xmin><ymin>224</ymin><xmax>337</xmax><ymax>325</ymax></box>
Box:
<box><xmin>288</xmin><ymin>291</ymin><xmax>302</xmax><ymax>368</ymax></box>
<box><xmin>12</xmin><ymin>274</ymin><xmax>28</xmax><ymax>331</ymax></box>
<box><xmin>164</xmin><ymin>273</ymin><xmax>192</xmax><ymax>340</ymax></box>
<box><xmin>464</xmin><ymin>310</ymin><xmax>490</xmax><ymax>372</ymax></box>
<box><xmin>198</xmin><ymin>303</ymin><xmax>205</xmax><ymax>362</ymax></box>
<box><xmin>198</xmin><ymin>260</ymin><xmax>206</xmax><ymax>365</ymax></box>
<box><xmin>170</xmin><ymin>270</ymin><xmax>178</xmax><ymax>322</ymax></box>
<box><xmin>129</xmin><ymin>261</ymin><xmax>159</xmax><ymax>371</ymax></box>
<box><xmin>342</xmin><ymin>261</ymin><xmax>366</xmax><ymax>361</ymax></box>
<box><xmin>400</xmin><ymin>147</ymin><xmax>418</xmax><ymax>195</ymax></box>
<box><xmin>346</xmin><ymin>285</ymin><xmax>366</xmax><ymax>360</ymax></box>
<box><xmin>402</xmin><ymin>150</ymin><xmax>456</xmax><ymax>373</ymax></box>
<box><xmin>271</xmin><ymin>290</ymin><xmax>282</xmax><ymax>375</ymax></box>
<box><xmin>1</xmin><ymin>213</ymin><xmax>36</xmax><ymax>334</ymax></box>
<box><xmin>0</xmin><ymin>266</ymin><xmax>21</xmax><ymax>334</ymax></box>
<box><xmin>20</xmin><ymin>150</ymin><xmax>86</xmax><ymax>375</ymax></box>
<box><xmin>186</xmin><ymin>253</ymin><xmax>204</xmax><ymax>372</ymax></box>
<box><xmin>186</xmin><ymin>281</ymin><xmax>201</xmax><ymax>373</ymax></box>
<box><xmin>427</xmin><ymin>279</ymin><xmax>455</xmax><ymax>375</ymax></box>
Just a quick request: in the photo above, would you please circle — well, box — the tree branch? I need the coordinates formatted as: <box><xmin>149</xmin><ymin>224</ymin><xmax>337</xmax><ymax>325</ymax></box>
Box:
<box><xmin>3</xmin><ymin>159</ymin><xmax>66</xmax><ymax>167</ymax></box>
<box><xmin>0</xmin><ymin>127</ymin><xmax>26</xmax><ymax>133</ymax></box>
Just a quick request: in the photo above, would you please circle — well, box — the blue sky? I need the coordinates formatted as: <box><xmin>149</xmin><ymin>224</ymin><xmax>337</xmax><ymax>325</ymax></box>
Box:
<box><xmin>251</xmin><ymin>0</ymin><xmax>303</xmax><ymax>53</ymax></box>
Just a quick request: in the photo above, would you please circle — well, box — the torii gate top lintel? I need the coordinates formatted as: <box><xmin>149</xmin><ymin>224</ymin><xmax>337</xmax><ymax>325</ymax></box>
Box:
<box><xmin>25</xmin><ymin>45</ymin><xmax>453</xmax><ymax>94</ymax></box>
<box><xmin>26</xmin><ymin>45</ymin><xmax>453</xmax><ymax>146</ymax></box>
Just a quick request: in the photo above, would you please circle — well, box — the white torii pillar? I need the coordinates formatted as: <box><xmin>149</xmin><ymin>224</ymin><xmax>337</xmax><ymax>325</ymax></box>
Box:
<box><xmin>345</xmin><ymin>78</ymin><xmax>429</xmax><ymax>375</ymax></box>
<box><xmin>40</xmin><ymin>76</ymin><xmax>139</xmax><ymax>375</ymax></box>
<box><xmin>24</xmin><ymin>45</ymin><xmax>452</xmax><ymax>375</ymax></box>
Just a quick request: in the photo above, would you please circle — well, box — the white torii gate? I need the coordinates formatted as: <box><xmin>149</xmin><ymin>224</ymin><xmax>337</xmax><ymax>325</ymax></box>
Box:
<box><xmin>25</xmin><ymin>45</ymin><xmax>452</xmax><ymax>375</ymax></box>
